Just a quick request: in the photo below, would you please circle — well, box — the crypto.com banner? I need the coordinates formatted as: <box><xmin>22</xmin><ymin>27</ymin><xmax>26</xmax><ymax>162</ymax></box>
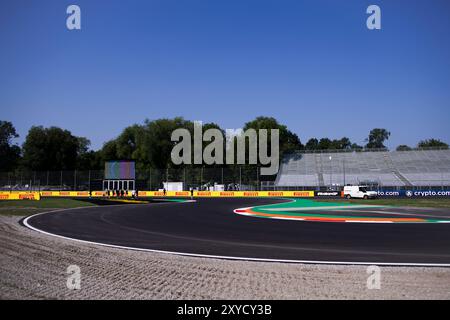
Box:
<box><xmin>377</xmin><ymin>190</ymin><xmax>450</xmax><ymax>197</ymax></box>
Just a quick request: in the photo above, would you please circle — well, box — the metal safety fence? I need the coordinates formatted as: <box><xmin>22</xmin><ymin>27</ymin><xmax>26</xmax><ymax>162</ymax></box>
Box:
<box><xmin>1</xmin><ymin>166</ymin><xmax>449</xmax><ymax>192</ymax></box>
<box><xmin>0</xmin><ymin>166</ymin><xmax>267</xmax><ymax>192</ymax></box>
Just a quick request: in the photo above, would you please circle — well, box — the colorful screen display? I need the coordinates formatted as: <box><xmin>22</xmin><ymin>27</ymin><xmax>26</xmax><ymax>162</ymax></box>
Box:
<box><xmin>104</xmin><ymin>161</ymin><xmax>135</xmax><ymax>179</ymax></box>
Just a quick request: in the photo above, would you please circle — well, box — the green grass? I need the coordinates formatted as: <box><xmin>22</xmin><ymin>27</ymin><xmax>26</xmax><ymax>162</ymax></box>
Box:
<box><xmin>316</xmin><ymin>198</ymin><xmax>450</xmax><ymax>208</ymax></box>
<box><xmin>0</xmin><ymin>198</ymin><xmax>96</xmax><ymax>216</ymax></box>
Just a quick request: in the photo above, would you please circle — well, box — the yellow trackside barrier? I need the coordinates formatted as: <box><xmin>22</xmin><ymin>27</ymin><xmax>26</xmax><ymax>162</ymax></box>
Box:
<box><xmin>196</xmin><ymin>191</ymin><xmax>314</xmax><ymax>197</ymax></box>
<box><xmin>40</xmin><ymin>191</ymin><xmax>105</xmax><ymax>197</ymax></box>
<box><xmin>0</xmin><ymin>191</ymin><xmax>41</xmax><ymax>200</ymax></box>
<box><xmin>0</xmin><ymin>190</ymin><xmax>314</xmax><ymax>199</ymax></box>
<box><xmin>137</xmin><ymin>191</ymin><xmax>314</xmax><ymax>197</ymax></box>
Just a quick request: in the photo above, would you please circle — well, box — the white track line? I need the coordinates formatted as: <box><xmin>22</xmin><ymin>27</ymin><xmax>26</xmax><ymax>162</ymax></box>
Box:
<box><xmin>22</xmin><ymin>207</ymin><xmax>450</xmax><ymax>267</ymax></box>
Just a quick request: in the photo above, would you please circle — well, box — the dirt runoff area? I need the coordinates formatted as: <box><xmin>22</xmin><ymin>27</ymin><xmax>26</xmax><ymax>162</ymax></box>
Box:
<box><xmin>1</xmin><ymin>215</ymin><xmax>449</xmax><ymax>300</ymax></box>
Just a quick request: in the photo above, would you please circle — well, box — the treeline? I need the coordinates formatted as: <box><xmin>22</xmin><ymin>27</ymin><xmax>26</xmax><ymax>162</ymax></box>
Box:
<box><xmin>0</xmin><ymin>118</ymin><xmax>448</xmax><ymax>172</ymax></box>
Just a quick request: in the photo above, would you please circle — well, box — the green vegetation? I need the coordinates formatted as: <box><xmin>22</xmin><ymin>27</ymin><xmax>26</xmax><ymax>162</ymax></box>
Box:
<box><xmin>396</xmin><ymin>145</ymin><xmax>412</xmax><ymax>151</ymax></box>
<box><xmin>0</xmin><ymin>198</ymin><xmax>95</xmax><ymax>216</ymax></box>
<box><xmin>418</xmin><ymin>139</ymin><xmax>449</xmax><ymax>149</ymax></box>
<box><xmin>4</xmin><ymin>116</ymin><xmax>448</xmax><ymax>174</ymax></box>
<box><xmin>21</xmin><ymin>126</ymin><xmax>90</xmax><ymax>171</ymax></box>
<box><xmin>317</xmin><ymin>198</ymin><xmax>450</xmax><ymax>208</ymax></box>
<box><xmin>365</xmin><ymin>128</ymin><xmax>390</xmax><ymax>149</ymax></box>
<box><xmin>0</xmin><ymin>120</ymin><xmax>21</xmax><ymax>171</ymax></box>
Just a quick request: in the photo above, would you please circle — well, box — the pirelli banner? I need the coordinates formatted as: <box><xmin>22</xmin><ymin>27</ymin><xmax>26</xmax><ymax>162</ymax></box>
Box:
<box><xmin>2</xmin><ymin>190</ymin><xmax>315</xmax><ymax>199</ymax></box>
<box><xmin>136</xmin><ymin>191</ymin><xmax>314</xmax><ymax>197</ymax></box>
<box><xmin>40</xmin><ymin>191</ymin><xmax>105</xmax><ymax>197</ymax></box>
<box><xmin>0</xmin><ymin>192</ymin><xmax>41</xmax><ymax>201</ymax></box>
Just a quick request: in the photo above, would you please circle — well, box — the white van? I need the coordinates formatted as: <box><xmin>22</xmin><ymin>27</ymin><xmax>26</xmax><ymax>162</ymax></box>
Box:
<box><xmin>343</xmin><ymin>186</ymin><xmax>377</xmax><ymax>199</ymax></box>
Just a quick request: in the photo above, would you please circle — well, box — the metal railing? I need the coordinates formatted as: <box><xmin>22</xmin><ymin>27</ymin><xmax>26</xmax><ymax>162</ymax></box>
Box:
<box><xmin>0</xmin><ymin>166</ymin><xmax>267</xmax><ymax>192</ymax></box>
<box><xmin>291</xmin><ymin>146</ymin><xmax>449</xmax><ymax>154</ymax></box>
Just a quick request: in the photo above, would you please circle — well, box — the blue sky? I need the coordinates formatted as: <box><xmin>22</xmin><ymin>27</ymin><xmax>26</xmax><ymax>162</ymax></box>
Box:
<box><xmin>1</xmin><ymin>0</ymin><xmax>449</xmax><ymax>150</ymax></box>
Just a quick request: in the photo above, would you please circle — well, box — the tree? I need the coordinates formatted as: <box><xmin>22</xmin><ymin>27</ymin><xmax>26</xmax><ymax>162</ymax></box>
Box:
<box><xmin>396</xmin><ymin>145</ymin><xmax>412</xmax><ymax>151</ymax></box>
<box><xmin>144</xmin><ymin>117</ymin><xmax>195</xmax><ymax>169</ymax></box>
<box><xmin>332</xmin><ymin>137</ymin><xmax>352</xmax><ymax>150</ymax></box>
<box><xmin>365</xmin><ymin>128</ymin><xmax>390</xmax><ymax>149</ymax></box>
<box><xmin>77</xmin><ymin>150</ymin><xmax>102</xmax><ymax>170</ymax></box>
<box><xmin>98</xmin><ymin>118</ymin><xmax>226</xmax><ymax>171</ymax></box>
<box><xmin>100</xmin><ymin>140</ymin><xmax>119</xmax><ymax>161</ymax></box>
<box><xmin>318</xmin><ymin>138</ymin><xmax>332</xmax><ymax>150</ymax></box>
<box><xmin>0</xmin><ymin>121</ymin><xmax>21</xmax><ymax>171</ymax></box>
<box><xmin>115</xmin><ymin>124</ymin><xmax>146</xmax><ymax>161</ymax></box>
<box><xmin>305</xmin><ymin>138</ymin><xmax>319</xmax><ymax>150</ymax></box>
<box><xmin>243</xmin><ymin>116</ymin><xmax>303</xmax><ymax>156</ymax></box>
<box><xmin>351</xmin><ymin>143</ymin><xmax>363</xmax><ymax>151</ymax></box>
<box><xmin>417</xmin><ymin>139</ymin><xmax>448</xmax><ymax>149</ymax></box>
<box><xmin>22</xmin><ymin>126</ymin><xmax>91</xmax><ymax>170</ymax></box>
<box><xmin>306</xmin><ymin>137</ymin><xmax>353</xmax><ymax>151</ymax></box>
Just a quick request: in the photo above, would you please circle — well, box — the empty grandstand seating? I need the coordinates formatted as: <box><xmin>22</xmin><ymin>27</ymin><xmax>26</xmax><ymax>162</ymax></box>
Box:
<box><xmin>275</xmin><ymin>149</ymin><xmax>450</xmax><ymax>188</ymax></box>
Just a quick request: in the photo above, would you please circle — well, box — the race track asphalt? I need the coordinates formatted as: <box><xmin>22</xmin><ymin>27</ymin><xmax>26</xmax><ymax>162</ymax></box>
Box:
<box><xmin>23</xmin><ymin>198</ymin><xmax>450</xmax><ymax>265</ymax></box>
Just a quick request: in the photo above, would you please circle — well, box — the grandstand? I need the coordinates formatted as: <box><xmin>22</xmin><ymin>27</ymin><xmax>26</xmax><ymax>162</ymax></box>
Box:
<box><xmin>274</xmin><ymin>149</ymin><xmax>450</xmax><ymax>189</ymax></box>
